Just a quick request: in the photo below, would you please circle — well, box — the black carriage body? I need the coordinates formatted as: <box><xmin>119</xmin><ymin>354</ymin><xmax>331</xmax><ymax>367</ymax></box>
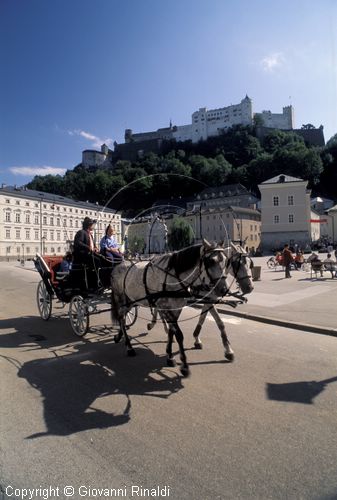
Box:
<box><xmin>34</xmin><ymin>256</ymin><xmax>95</xmax><ymax>303</ymax></box>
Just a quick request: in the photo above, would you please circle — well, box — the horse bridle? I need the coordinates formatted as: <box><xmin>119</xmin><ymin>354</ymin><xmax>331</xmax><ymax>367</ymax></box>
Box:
<box><xmin>226</xmin><ymin>251</ymin><xmax>253</xmax><ymax>283</ymax></box>
<box><xmin>200</xmin><ymin>247</ymin><xmax>228</xmax><ymax>286</ymax></box>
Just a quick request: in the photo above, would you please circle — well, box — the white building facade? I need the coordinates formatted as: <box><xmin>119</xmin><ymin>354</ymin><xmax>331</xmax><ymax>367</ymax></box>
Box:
<box><xmin>0</xmin><ymin>186</ymin><xmax>121</xmax><ymax>261</ymax></box>
<box><xmin>258</xmin><ymin>174</ymin><xmax>314</xmax><ymax>251</ymax></box>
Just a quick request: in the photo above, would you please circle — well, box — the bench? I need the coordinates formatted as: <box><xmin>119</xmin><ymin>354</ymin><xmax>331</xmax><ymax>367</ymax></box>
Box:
<box><xmin>310</xmin><ymin>262</ymin><xmax>336</xmax><ymax>279</ymax></box>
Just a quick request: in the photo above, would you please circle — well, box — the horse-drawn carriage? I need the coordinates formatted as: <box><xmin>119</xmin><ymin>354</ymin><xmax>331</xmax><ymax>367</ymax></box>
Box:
<box><xmin>34</xmin><ymin>254</ymin><xmax>137</xmax><ymax>337</ymax></box>
<box><xmin>34</xmin><ymin>241</ymin><xmax>254</xmax><ymax>376</ymax></box>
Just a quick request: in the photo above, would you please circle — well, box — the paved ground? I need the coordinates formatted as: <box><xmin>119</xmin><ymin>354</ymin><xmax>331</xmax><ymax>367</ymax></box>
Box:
<box><xmin>218</xmin><ymin>254</ymin><xmax>337</xmax><ymax>334</ymax></box>
<box><xmin>1</xmin><ymin>262</ymin><xmax>337</xmax><ymax>499</ymax></box>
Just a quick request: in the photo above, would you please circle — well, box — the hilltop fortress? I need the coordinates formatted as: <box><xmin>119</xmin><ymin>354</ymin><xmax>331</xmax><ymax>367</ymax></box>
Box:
<box><xmin>81</xmin><ymin>96</ymin><xmax>324</xmax><ymax>166</ymax></box>
<box><xmin>124</xmin><ymin>95</ymin><xmax>294</xmax><ymax>144</ymax></box>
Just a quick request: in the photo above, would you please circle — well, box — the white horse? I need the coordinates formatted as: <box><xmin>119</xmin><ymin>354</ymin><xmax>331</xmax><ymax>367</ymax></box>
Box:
<box><xmin>110</xmin><ymin>240</ymin><xmax>253</xmax><ymax>376</ymax></box>
<box><xmin>147</xmin><ymin>242</ymin><xmax>254</xmax><ymax>361</ymax></box>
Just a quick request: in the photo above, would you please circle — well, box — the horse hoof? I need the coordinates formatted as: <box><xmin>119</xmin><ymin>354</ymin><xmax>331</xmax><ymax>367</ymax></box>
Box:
<box><xmin>180</xmin><ymin>366</ymin><xmax>190</xmax><ymax>378</ymax></box>
<box><xmin>114</xmin><ymin>335</ymin><xmax>121</xmax><ymax>343</ymax></box>
<box><xmin>127</xmin><ymin>348</ymin><xmax>136</xmax><ymax>357</ymax></box>
<box><xmin>167</xmin><ymin>358</ymin><xmax>176</xmax><ymax>367</ymax></box>
<box><xmin>225</xmin><ymin>352</ymin><xmax>234</xmax><ymax>362</ymax></box>
<box><xmin>194</xmin><ymin>342</ymin><xmax>203</xmax><ymax>350</ymax></box>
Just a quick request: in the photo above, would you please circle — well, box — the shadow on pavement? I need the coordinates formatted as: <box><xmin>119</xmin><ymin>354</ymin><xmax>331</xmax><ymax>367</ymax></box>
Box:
<box><xmin>1</xmin><ymin>316</ymin><xmax>184</xmax><ymax>437</ymax></box>
<box><xmin>266</xmin><ymin>376</ymin><xmax>337</xmax><ymax>405</ymax></box>
<box><xmin>17</xmin><ymin>341</ymin><xmax>183</xmax><ymax>438</ymax></box>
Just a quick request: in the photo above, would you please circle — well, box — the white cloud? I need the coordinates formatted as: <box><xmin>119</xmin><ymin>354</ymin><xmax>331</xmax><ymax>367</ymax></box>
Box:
<box><xmin>9</xmin><ymin>166</ymin><xmax>67</xmax><ymax>176</ymax></box>
<box><xmin>260</xmin><ymin>52</ymin><xmax>285</xmax><ymax>72</ymax></box>
<box><xmin>68</xmin><ymin>128</ymin><xmax>113</xmax><ymax>149</ymax></box>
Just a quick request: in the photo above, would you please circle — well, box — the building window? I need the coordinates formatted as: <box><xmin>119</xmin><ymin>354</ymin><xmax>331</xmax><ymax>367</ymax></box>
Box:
<box><xmin>50</xmin><ymin>217</ymin><xmax>54</xmax><ymax>226</ymax></box>
<box><xmin>288</xmin><ymin>195</ymin><xmax>294</xmax><ymax>206</ymax></box>
<box><xmin>5</xmin><ymin>199</ymin><xmax>10</xmax><ymax>204</ymax></box>
<box><xmin>50</xmin><ymin>231</ymin><xmax>54</xmax><ymax>241</ymax></box>
<box><xmin>43</xmin><ymin>216</ymin><xmax>47</xmax><ymax>225</ymax></box>
<box><xmin>35</xmin><ymin>230</ymin><xmax>39</xmax><ymax>240</ymax></box>
<box><xmin>57</xmin><ymin>232</ymin><xmax>61</xmax><ymax>241</ymax></box>
<box><xmin>5</xmin><ymin>212</ymin><xmax>10</xmax><ymax>222</ymax></box>
<box><xmin>34</xmin><ymin>215</ymin><xmax>39</xmax><ymax>224</ymax></box>
<box><xmin>16</xmin><ymin>229</ymin><xmax>20</xmax><ymax>239</ymax></box>
<box><xmin>15</xmin><ymin>213</ymin><xmax>21</xmax><ymax>223</ymax></box>
<box><xmin>273</xmin><ymin>196</ymin><xmax>279</xmax><ymax>206</ymax></box>
<box><xmin>43</xmin><ymin>230</ymin><xmax>47</xmax><ymax>238</ymax></box>
<box><xmin>75</xmin><ymin>220</ymin><xmax>78</xmax><ymax>228</ymax></box>
<box><xmin>6</xmin><ymin>246</ymin><xmax>11</xmax><ymax>253</ymax></box>
<box><xmin>25</xmin><ymin>213</ymin><xmax>30</xmax><ymax>224</ymax></box>
<box><xmin>26</xmin><ymin>202</ymin><xmax>29</xmax><ymax>206</ymax></box>
<box><xmin>274</xmin><ymin>215</ymin><xmax>280</xmax><ymax>224</ymax></box>
<box><xmin>17</xmin><ymin>247</ymin><xmax>20</xmax><ymax>253</ymax></box>
<box><xmin>26</xmin><ymin>247</ymin><xmax>30</xmax><ymax>253</ymax></box>
<box><xmin>26</xmin><ymin>230</ymin><xmax>30</xmax><ymax>239</ymax></box>
<box><xmin>57</xmin><ymin>218</ymin><xmax>60</xmax><ymax>226</ymax></box>
<box><xmin>289</xmin><ymin>214</ymin><xmax>294</xmax><ymax>223</ymax></box>
<box><xmin>63</xmin><ymin>219</ymin><xmax>67</xmax><ymax>227</ymax></box>
<box><xmin>5</xmin><ymin>229</ymin><xmax>10</xmax><ymax>239</ymax></box>
<box><xmin>16</xmin><ymin>200</ymin><xmax>20</xmax><ymax>205</ymax></box>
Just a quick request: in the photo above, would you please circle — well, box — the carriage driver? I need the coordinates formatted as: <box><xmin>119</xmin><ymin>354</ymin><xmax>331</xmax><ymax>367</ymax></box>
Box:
<box><xmin>73</xmin><ymin>217</ymin><xmax>113</xmax><ymax>288</ymax></box>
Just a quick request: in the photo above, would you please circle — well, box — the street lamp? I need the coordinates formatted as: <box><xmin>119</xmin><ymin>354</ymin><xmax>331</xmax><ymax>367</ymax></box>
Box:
<box><xmin>42</xmin><ymin>236</ymin><xmax>46</xmax><ymax>255</ymax></box>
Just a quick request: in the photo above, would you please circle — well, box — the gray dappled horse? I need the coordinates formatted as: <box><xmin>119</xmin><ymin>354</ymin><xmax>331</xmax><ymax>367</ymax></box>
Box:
<box><xmin>148</xmin><ymin>241</ymin><xmax>254</xmax><ymax>361</ymax></box>
<box><xmin>111</xmin><ymin>240</ymin><xmax>233</xmax><ymax>376</ymax></box>
<box><xmin>110</xmin><ymin>240</ymin><xmax>253</xmax><ymax>376</ymax></box>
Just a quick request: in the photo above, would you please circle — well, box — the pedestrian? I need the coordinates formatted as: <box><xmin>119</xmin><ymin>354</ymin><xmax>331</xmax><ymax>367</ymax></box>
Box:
<box><xmin>282</xmin><ymin>243</ymin><xmax>294</xmax><ymax>278</ymax></box>
<box><xmin>323</xmin><ymin>253</ymin><xmax>336</xmax><ymax>279</ymax></box>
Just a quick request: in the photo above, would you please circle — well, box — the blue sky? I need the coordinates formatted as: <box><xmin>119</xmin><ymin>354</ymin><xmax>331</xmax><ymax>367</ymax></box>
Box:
<box><xmin>1</xmin><ymin>0</ymin><xmax>336</xmax><ymax>185</ymax></box>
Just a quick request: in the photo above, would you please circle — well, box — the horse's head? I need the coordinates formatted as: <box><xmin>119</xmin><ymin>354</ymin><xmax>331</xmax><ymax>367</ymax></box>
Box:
<box><xmin>224</xmin><ymin>242</ymin><xmax>254</xmax><ymax>295</ymax></box>
<box><xmin>199</xmin><ymin>239</ymin><xmax>229</xmax><ymax>299</ymax></box>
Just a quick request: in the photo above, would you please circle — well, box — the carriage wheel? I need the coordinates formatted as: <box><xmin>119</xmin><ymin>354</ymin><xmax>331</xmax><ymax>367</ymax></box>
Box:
<box><xmin>125</xmin><ymin>306</ymin><xmax>138</xmax><ymax>329</ymax></box>
<box><xmin>69</xmin><ymin>295</ymin><xmax>89</xmax><ymax>337</ymax></box>
<box><xmin>37</xmin><ymin>280</ymin><xmax>52</xmax><ymax>320</ymax></box>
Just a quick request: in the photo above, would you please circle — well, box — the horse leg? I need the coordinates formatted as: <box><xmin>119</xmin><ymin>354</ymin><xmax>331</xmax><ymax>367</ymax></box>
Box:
<box><xmin>174</xmin><ymin>324</ymin><xmax>190</xmax><ymax>377</ymax></box>
<box><xmin>209</xmin><ymin>306</ymin><xmax>234</xmax><ymax>361</ymax></box>
<box><xmin>147</xmin><ymin>307</ymin><xmax>157</xmax><ymax>331</ymax></box>
<box><xmin>121</xmin><ymin>317</ymin><xmax>136</xmax><ymax>357</ymax></box>
<box><xmin>111</xmin><ymin>293</ymin><xmax>123</xmax><ymax>343</ymax></box>
<box><xmin>165</xmin><ymin>323</ymin><xmax>177</xmax><ymax>368</ymax></box>
<box><xmin>193</xmin><ymin>304</ymin><xmax>211</xmax><ymax>349</ymax></box>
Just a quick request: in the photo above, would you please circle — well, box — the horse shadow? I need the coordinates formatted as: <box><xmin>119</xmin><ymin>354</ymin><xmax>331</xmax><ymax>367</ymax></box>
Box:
<box><xmin>1</xmin><ymin>314</ymin><xmax>184</xmax><ymax>437</ymax></box>
<box><xmin>16</xmin><ymin>339</ymin><xmax>183</xmax><ymax>438</ymax></box>
<box><xmin>266</xmin><ymin>376</ymin><xmax>337</xmax><ymax>405</ymax></box>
